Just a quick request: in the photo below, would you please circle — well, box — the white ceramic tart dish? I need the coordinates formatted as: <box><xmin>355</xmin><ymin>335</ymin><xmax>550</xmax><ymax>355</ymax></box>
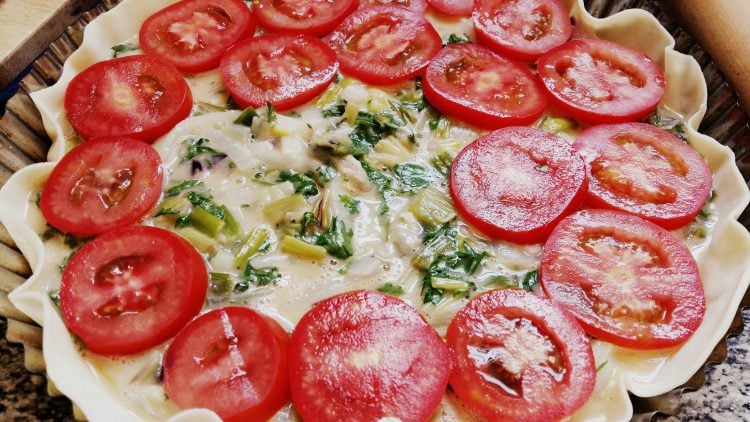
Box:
<box><xmin>1</xmin><ymin>0</ymin><xmax>749</xmax><ymax>420</ymax></box>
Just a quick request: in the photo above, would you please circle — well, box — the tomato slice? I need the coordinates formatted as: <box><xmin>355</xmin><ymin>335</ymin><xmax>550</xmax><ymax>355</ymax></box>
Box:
<box><xmin>446</xmin><ymin>289</ymin><xmax>596</xmax><ymax>421</ymax></box>
<box><xmin>254</xmin><ymin>0</ymin><xmax>357</xmax><ymax>37</ymax></box>
<box><xmin>289</xmin><ymin>290</ymin><xmax>450</xmax><ymax>422</ymax></box>
<box><xmin>163</xmin><ymin>307</ymin><xmax>290</xmax><ymax>422</ymax></box>
<box><xmin>423</xmin><ymin>43</ymin><xmax>547</xmax><ymax>129</ymax></box>
<box><xmin>573</xmin><ymin>122</ymin><xmax>712</xmax><ymax>229</ymax></box>
<box><xmin>327</xmin><ymin>6</ymin><xmax>441</xmax><ymax>85</ymax></box>
<box><xmin>39</xmin><ymin>136</ymin><xmax>163</xmax><ymax>236</ymax></box>
<box><xmin>473</xmin><ymin>0</ymin><xmax>572</xmax><ymax>62</ymax></box>
<box><xmin>540</xmin><ymin>209</ymin><xmax>706</xmax><ymax>349</ymax></box>
<box><xmin>59</xmin><ymin>226</ymin><xmax>208</xmax><ymax>355</ymax></box>
<box><xmin>449</xmin><ymin>126</ymin><xmax>587</xmax><ymax>244</ymax></box>
<box><xmin>220</xmin><ymin>33</ymin><xmax>338</xmax><ymax>111</ymax></box>
<box><xmin>427</xmin><ymin>0</ymin><xmax>473</xmax><ymax>16</ymax></box>
<box><xmin>139</xmin><ymin>0</ymin><xmax>256</xmax><ymax>73</ymax></box>
<box><xmin>64</xmin><ymin>55</ymin><xmax>192</xmax><ymax>142</ymax></box>
<box><xmin>360</xmin><ymin>0</ymin><xmax>427</xmax><ymax>13</ymax></box>
<box><xmin>537</xmin><ymin>38</ymin><xmax>666</xmax><ymax>124</ymax></box>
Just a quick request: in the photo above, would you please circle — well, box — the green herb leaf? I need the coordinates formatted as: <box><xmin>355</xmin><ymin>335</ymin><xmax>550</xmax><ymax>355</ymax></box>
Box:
<box><xmin>348</xmin><ymin>111</ymin><xmax>402</xmax><ymax>151</ymax></box>
<box><xmin>314</xmin><ymin>217</ymin><xmax>354</xmax><ymax>259</ymax></box>
<box><xmin>165</xmin><ymin>179</ymin><xmax>203</xmax><ymax>197</ymax></box>
<box><xmin>315</xmin><ymin>165</ymin><xmax>337</xmax><ymax>184</ymax></box>
<box><xmin>278</xmin><ymin>170</ymin><xmax>319</xmax><ymax>197</ymax></box>
<box><xmin>266</xmin><ymin>102</ymin><xmax>276</xmax><ymax>123</ymax></box>
<box><xmin>339</xmin><ymin>194</ymin><xmax>361</xmax><ymax>214</ymax></box>
<box><xmin>522</xmin><ymin>270</ymin><xmax>538</xmax><ymax>291</ymax></box>
<box><xmin>377</xmin><ymin>283</ymin><xmax>404</xmax><ymax>296</ymax></box>
<box><xmin>233</xmin><ymin>106</ymin><xmax>259</xmax><ymax>127</ymax></box>
<box><xmin>322</xmin><ymin>100</ymin><xmax>347</xmax><ymax>117</ymax></box>
<box><xmin>394</xmin><ymin>163</ymin><xmax>441</xmax><ymax>194</ymax></box>
<box><xmin>111</xmin><ymin>42</ymin><xmax>139</xmax><ymax>58</ymax></box>
<box><xmin>446</xmin><ymin>33</ymin><xmax>470</xmax><ymax>45</ymax></box>
<box><xmin>241</xmin><ymin>264</ymin><xmax>281</xmax><ymax>287</ymax></box>
<box><xmin>181</xmin><ymin>137</ymin><xmax>222</xmax><ymax>163</ymax></box>
<box><xmin>359</xmin><ymin>160</ymin><xmax>394</xmax><ymax>215</ymax></box>
<box><xmin>49</xmin><ymin>290</ymin><xmax>61</xmax><ymax>307</ymax></box>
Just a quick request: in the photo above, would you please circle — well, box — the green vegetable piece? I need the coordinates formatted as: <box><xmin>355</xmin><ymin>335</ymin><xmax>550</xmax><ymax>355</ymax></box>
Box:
<box><xmin>431</xmin><ymin>277</ymin><xmax>470</xmax><ymax>291</ymax></box>
<box><xmin>266</xmin><ymin>102</ymin><xmax>276</xmax><ymax>122</ymax></box>
<box><xmin>233</xmin><ymin>228</ymin><xmax>270</xmax><ymax>268</ymax></box>
<box><xmin>413</xmin><ymin>233</ymin><xmax>453</xmax><ymax>270</ymax></box>
<box><xmin>111</xmin><ymin>42</ymin><xmax>139</xmax><ymax>58</ymax></box>
<box><xmin>315</xmin><ymin>77</ymin><xmax>354</xmax><ymax>107</ymax></box>
<box><xmin>410</xmin><ymin>188</ymin><xmax>456</xmax><ymax>228</ymax></box>
<box><xmin>485</xmin><ymin>274</ymin><xmax>518</xmax><ymax>289</ymax></box>
<box><xmin>209</xmin><ymin>272</ymin><xmax>233</xmax><ymax>295</ymax></box>
<box><xmin>278</xmin><ymin>170</ymin><xmax>319</xmax><ymax>197</ymax></box>
<box><xmin>522</xmin><ymin>270</ymin><xmax>539</xmax><ymax>291</ymax></box>
<box><xmin>322</xmin><ymin>100</ymin><xmax>347</xmax><ymax>117</ymax></box>
<box><xmin>189</xmin><ymin>206</ymin><xmax>225</xmax><ymax>237</ymax></box>
<box><xmin>377</xmin><ymin>283</ymin><xmax>404</xmax><ymax>296</ymax></box>
<box><xmin>233</xmin><ymin>106</ymin><xmax>259</xmax><ymax>127</ymax></box>
<box><xmin>220</xmin><ymin>205</ymin><xmax>241</xmax><ymax>238</ymax></box>
<box><xmin>394</xmin><ymin>163</ymin><xmax>440</xmax><ymax>194</ymax></box>
<box><xmin>280</xmin><ymin>235</ymin><xmax>327</xmax><ymax>260</ymax></box>
<box><xmin>181</xmin><ymin>137</ymin><xmax>221</xmax><ymax>163</ymax></box>
<box><xmin>539</xmin><ymin>116</ymin><xmax>577</xmax><ymax>134</ymax></box>
<box><xmin>242</xmin><ymin>264</ymin><xmax>280</xmax><ymax>287</ymax></box>
<box><xmin>359</xmin><ymin>160</ymin><xmax>394</xmax><ymax>215</ymax></box>
<box><xmin>446</xmin><ymin>33</ymin><xmax>470</xmax><ymax>45</ymax></box>
<box><xmin>165</xmin><ymin>179</ymin><xmax>203</xmax><ymax>197</ymax></box>
<box><xmin>48</xmin><ymin>290</ymin><xmax>61</xmax><ymax>307</ymax></box>
<box><xmin>315</xmin><ymin>165</ymin><xmax>337</xmax><ymax>184</ymax></box>
<box><xmin>339</xmin><ymin>194</ymin><xmax>361</xmax><ymax>214</ymax></box>
<box><xmin>315</xmin><ymin>217</ymin><xmax>354</xmax><ymax>259</ymax></box>
<box><xmin>263</xmin><ymin>195</ymin><xmax>307</xmax><ymax>223</ymax></box>
<box><xmin>178</xmin><ymin>227</ymin><xmax>217</xmax><ymax>255</ymax></box>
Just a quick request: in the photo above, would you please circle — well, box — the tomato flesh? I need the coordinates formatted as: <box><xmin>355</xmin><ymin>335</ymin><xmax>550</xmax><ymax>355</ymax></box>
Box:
<box><xmin>40</xmin><ymin>136</ymin><xmax>163</xmax><ymax>236</ymax></box>
<box><xmin>574</xmin><ymin>122</ymin><xmax>712</xmax><ymax>229</ymax></box>
<box><xmin>254</xmin><ymin>0</ymin><xmax>358</xmax><ymax>37</ymax></box>
<box><xmin>289</xmin><ymin>290</ymin><xmax>450</xmax><ymax>422</ymax></box>
<box><xmin>428</xmin><ymin>0</ymin><xmax>473</xmax><ymax>16</ymax></box>
<box><xmin>163</xmin><ymin>307</ymin><xmax>290</xmax><ymax>422</ymax></box>
<box><xmin>139</xmin><ymin>0</ymin><xmax>255</xmax><ymax>73</ymax></box>
<box><xmin>59</xmin><ymin>226</ymin><xmax>208</xmax><ymax>355</ymax></box>
<box><xmin>423</xmin><ymin>43</ymin><xmax>547</xmax><ymax>129</ymax></box>
<box><xmin>327</xmin><ymin>5</ymin><xmax>442</xmax><ymax>85</ymax></box>
<box><xmin>540</xmin><ymin>209</ymin><xmax>706</xmax><ymax>349</ymax></box>
<box><xmin>64</xmin><ymin>55</ymin><xmax>192</xmax><ymax>142</ymax></box>
<box><xmin>360</xmin><ymin>0</ymin><xmax>427</xmax><ymax>12</ymax></box>
<box><xmin>537</xmin><ymin>38</ymin><xmax>665</xmax><ymax>123</ymax></box>
<box><xmin>446</xmin><ymin>289</ymin><xmax>596</xmax><ymax>421</ymax></box>
<box><xmin>473</xmin><ymin>0</ymin><xmax>572</xmax><ymax>62</ymax></box>
<box><xmin>221</xmin><ymin>33</ymin><xmax>338</xmax><ymax>110</ymax></box>
<box><xmin>450</xmin><ymin>126</ymin><xmax>587</xmax><ymax>244</ymax></box>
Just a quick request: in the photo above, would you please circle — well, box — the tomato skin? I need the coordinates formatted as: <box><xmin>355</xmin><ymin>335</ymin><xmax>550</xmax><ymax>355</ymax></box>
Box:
<box><xmin>360</xmin><ymin>0</ymin><xmax>427</xmax><ymax>13</ymax></box>
<box><xmin>427</xmin><ymin>0</ymin><xmax>473</xmax><ymax>16</ymax></box>
<box><xmin>59</xmin><ymin>226</ymin><xmax>208</xmax><ymax>355</ymax></box>
<box><xmin>254</xmin><ymin>0</ymin><xmax>358</xmax><ymax>37</ymax></box>
<box><xmin>40</xmin><ymin>136</ymin><xmax>163</xmax><ymax>236</ymax></box>
<box><xmin>537</xmin><ymin>38</ymin><xmax>666</xmax><ymax>124</ymax></box>
<box><xmin>446</xmin><ymin>289</ymin><xmax>596</xmax><ymax>421</ymax></box>
<box><xmin>220</xmin><ymin>32</ymin><xmax>338</xmax><ymax>110</ymax></box>
<box><xmin>573</xmin><ymin>122</ymin><xmax>713</xmax><ymax>229</ymax></box>
<box><xmin>64</xmin><ymin>55</ymin><xmax>192</xmax><ymax>142</ymax></box>
<box><xmin>139</xmin><ymin>0</ymin><xmax>256</xmax><ymax>73</ymax></box>
<box><xmin>327</xmin><ymin>5</ymin><xmax>442</xmax><ymax>85</ymax></box>
<box><xmin>540</xmin><ymin>209</ymin><xmax>706</xmax><ymax>349</ymax></box>
<box><xmin>423</xmin><ymin>43</ymin><xmax>547</xmax><ymax>129</ymax></box>
<box><xmin>289</xmin><ymin>290</ymin><xmax>451</xmax><ymax>422</ymax></box>
<box><xmin>449</xmin><ymin>126</ymin><xmax>587</xmax><ymax>244</ymax></box>
<box><xmin>163</xmin><ymin>307</ymin><xmax>290</xmax><ymax>422</ymax></box>
<box><xmin>473</xmin><ymin>0</ymin><xmax>572</xmax><ymax>62</ymax></box>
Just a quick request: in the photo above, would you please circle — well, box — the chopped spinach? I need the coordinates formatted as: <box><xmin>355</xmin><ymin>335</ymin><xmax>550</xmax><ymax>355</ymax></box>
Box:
<box><xmin>314</xmin><ymin>217</ymin><xmax>354</xmax><ymax>259</ymax></box>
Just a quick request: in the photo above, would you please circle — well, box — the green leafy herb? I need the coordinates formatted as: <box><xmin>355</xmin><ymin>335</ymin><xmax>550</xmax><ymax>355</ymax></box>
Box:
<box><xmin>165</xmin><ymin>179</ymin><xmax>203</xmax><ymax>197</ymax></box>
<box><xmin>111</xmin><ymin>42</ymin><xmax>138</xmax><ymax>58</ymax></box>
<box><xmin>446</xmin><ymin>33</ymin><xmax>470</xmax><ymax>45</ymax></box>
<box><xmin>359</xmin><ymin>160</ymin><xmax>395</xmax><ymax>214</ymax></box>
<box><xmin>315</xmin><ymin>165</ymin><xmax>337</xmax><ymax>184</ymax></box>
<box><xmin>596</xmin><ymin>360</ymin><xmax>608</xmax><ymax>373</ymax></box>
<box><xmin>377</xmin><ymin>283</ymin><xmax>404</xmax><ymax>296</ymax></box>
<box><xmin>278</xmin><ymin>170</ymin><xmax>319</xmax><ymax>197</ymax></box>
<box><xmin>41</xmin><ymin>225</ymin><xmax>89</xmax><ymax>249</ymax></box>
<box><xmin>241</xmin><ymin>264</ymin><xmax>281</xmax><ymax>287</ymax></box>
<box><xmin>266</xmin><ymin>102</ymin><xmax>276</xmax><ymax>122</ymax></box>
<box><xmin>181</xmin><ymin>137</ymin><xmax>222</xmax><ymax>163</ymax></box>
<box><xmin>522</xmin><ymin>270</ymin><xmax>538</xmax><ymax>291</ymax></box>
<box><xmin>349</xmin><ymin>111</ymin><xmax>402</xmax><ymax>151</ymax></box>
<box><xmin>314</xmin><ymin>217</ymin><xmax>354</xmax><ymax>259</ymax></box>
<box><xmin>233</xmin><ymin>106</ymin><xmax>259</xmax><ymax>127</ymax></box>
<box><xmin>322</xmin><ymin>100</ymin><xmax>347</xmax><ymax>117</ymax></box>
<box><xmin>339</xmin><ymin>194</ymin><xmax>361</xmax><ymax>214</ymax></box>
<box><xmin>49</xmin><ymin>290</ymin><xmax>61</xmax><ymax>307</ymax></box>
<box><xmin>209</xmin><ymin>272</ymin><xmax>233</xmax><ymax>295</ymax></box>
<box><xmin>300</xmin><ymin>211</ymin><xmax>318</xmax><ymax>235</ymax></box>
<box><xmin>393</xmin><ymin>163</ymin><xmax>441</xmax><ymax>194</ymax></box>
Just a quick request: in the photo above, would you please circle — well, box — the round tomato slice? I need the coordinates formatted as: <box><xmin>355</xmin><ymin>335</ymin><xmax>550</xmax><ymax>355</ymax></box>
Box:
<box><xmin>254</xmin><ymin>0</ymin><xmax>357</xmax><ymax>37</ymax></box>
<box><xmin>573</xmin><ymin>123</ymin><xmax>712</xmax><ymax>229</ymax></box>
<box><xmin>450</xmin><ymin>126</ymin><xmax>587</xmax><ymax>244</ymax></box>
<box><xmin>473</xmin><ymin>0</ymin><xmax>572</xmax><ymax>62</ymax></box>
<box><xmin>327</xmin><ymin>5</ymin><xmax>442</xmax><ymax>85</ymax></box>
<box><xmin>64</xmin><ymin>55</ymin><xmax>192</xmax><ymax>142</ymax></box>
<box><xmin>40</xmin><ymin>136</ymin><xmax>163</xmax><ymax>236</ymax></box>
<box><xmin>139</xmin><ymin>0</ymin><xmax>256</xmax><ymax>73</ymax></box>
<box><xmin>540</xmin><ymin>209</ymin><xmax>706</xmax><ymax>349</ymax></box>
<box><xmin>220</xmin><ymin>33</ymin><xmax>338</xmax><ymax>110</ymax></box>
<box><xmin>289</xmin><ymin>290</ymin><xmax>450</xmax><ymax>422</ymax></box>
<box><xmin>446</xmin><ymin>289</ymin><xmax>596</xmax><ymax>421</ymax></box>
<box><xmin>423</xmin><ymin>43</ymin><xmax>547</xmax><ymax>129</ymax></box>
<box><xmin>427</xmin><ymin>0</ymin><xmax>473</xmax><ymax>16</ymax></box>
<box><xmin>163</xmin><ymin>307</ymin><xmax>290</xmax><ymax>422</ymax></box>
<box><xmin>59</xmin><ymin>226</ymin><xmax>208</xmax><ymax>355</ymax></box>
<box><xmin>537</xmin><ymin>38</ymin><xmax>666</xmax><ymax>124</ymax></box>
<box><xmin>360</xmin><ymin>0</ymin><xmax>427</xmax><ymax>13</ymax></box>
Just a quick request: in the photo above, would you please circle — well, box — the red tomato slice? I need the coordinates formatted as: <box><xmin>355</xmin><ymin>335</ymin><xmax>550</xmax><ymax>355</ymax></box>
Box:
<box><xmin>59</xmin><ymin>226</ymin><xmax>208</xmax><ymax>355</ymax></box>
<box><xmin>449</xmin><ymin>126</ymin><xmax>587</xmax><ymax>244</ymax></box>
<box><xmin>40</xmin><ymin>136</ymin><xmax>163</xmax><ymax>236</ymax></box>
<box><xmin>573</xmin><ymin>123</ymin><xmax>712</xmax><ymax>229</ymax></box>
<box><xmin>139</xmin><ymin>0</ymin><xmax>256</xmax><ymax>73</ymax></box>
<box><xmin>428</xmin><ymin>0</ymin><xmax>473</xmax><ymax>16</ymax></box>
<box><xmin>327</xmin><ymin>6</ymin><xmax>442</xmax><ymax>85</ymax></box>
<box><xmin>360</xmin><ymin>0</ymin><xmax>427</xmax><ymax>13</ymax></box>
<box><xmin>289</xmin><ymin>290</ymin><xmax>450</xmax><ymax>422</ymax></box>
<box><xmin>64</xmin><ymin>55</ymin><xmax>192</xmax><ymax>142</ymax></box>
<box><xmin>446</xmin><ymin>289</ymin><xmax>596</xmax><ymax>421</ymax></box>
<box><xmin>163</xmin><ymin>307</ymin><xmax>290</xmax><ymax>422</ymax></box>
<box><xmin>254</xmin><ymin>0</ymin><xmax>357</xmax><ymax>37</ymax></box>
<box><xmin>220</xmin><ymin>33</ymin><xmax>338</xmax><ymax>110</ymax></box>
<box><xmin>423</xmin><ymin>43</ymin><xmax>547</xmax><ymax>129</ymax></box>
<box><xmin>540</xmin><ymin>209</ymin><xmax>706</xmax><ymax>349</ymax></box>
<box><xmin>537</xmin><ymin>38</ymin><xmax>666</xmax><ymax>124</ymax></box>
<box><xmin>473</xmin><ymin>0</ymin><xmax>572</xmax><ymax>62</ymax></box>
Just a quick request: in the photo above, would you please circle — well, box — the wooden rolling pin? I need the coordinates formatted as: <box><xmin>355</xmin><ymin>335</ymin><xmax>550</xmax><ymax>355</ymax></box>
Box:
<box><xmin>662</xmin><ymin>0</ymin><xmax>750</xmax><ymax>112</ymax></box>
